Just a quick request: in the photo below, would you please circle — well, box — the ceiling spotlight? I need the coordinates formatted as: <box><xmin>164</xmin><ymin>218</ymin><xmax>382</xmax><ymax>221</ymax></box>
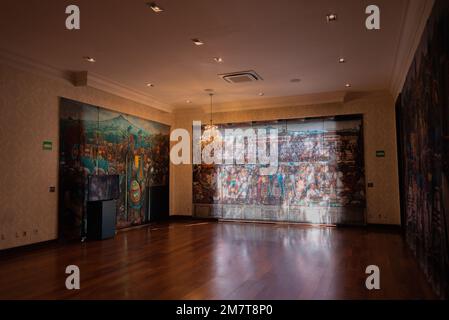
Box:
<box><xmin>83</xmin><ymin>56</ymin><xmax>96</xmax><ymax>63</ymax></box>
<box><xmin>345</xmin><ymin>83</ymin><xmax>351</xmax><ymax>88</ymax></box>
<box><xmin>213</xmin><ymin>57</ymin><xmax>223</xmax><ymax>63</ymax></box>
<box><xmin>147</xmin><ymin>2</ymin><xmax>164</xmax><ymax>13</ymax></box>
<box><xmin>192</xmin><ymin>38</ymin><xmax>204</xmax><ymax>46</ymax></box>
<box><xmin>146</xmin><ymin>83</ymin><xmax>154</xmax><ymax>87</ymax></box>
<box><xmin>258</xmin><ymin>92</ymin><xmax>265</xmax><ymax>96</ymax></box>
<box><xmin>339</xmin><ymin>58</ymin><xmax>346</xmax><ymax>63</ymax></box>
<box><xmin>186</xmin><ymin>100</ymin><xmax>192</xmax><ymax>104</ymax></box>
<box><xmin>326</xmin><ymin>13</ymin><xmax>338</xmax><ymax>22</ymax></box>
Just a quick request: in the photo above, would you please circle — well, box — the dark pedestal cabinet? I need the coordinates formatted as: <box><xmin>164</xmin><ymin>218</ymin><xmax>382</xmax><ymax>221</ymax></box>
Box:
<box><xmin>87</xmin><ymin>200</ymin><xmax>117</xmax><ymax>240</ymax></box>
<box><xmin>146</xmin><ymin>185</ymin><xmax>170</xmax><ymax>222</ymax></box>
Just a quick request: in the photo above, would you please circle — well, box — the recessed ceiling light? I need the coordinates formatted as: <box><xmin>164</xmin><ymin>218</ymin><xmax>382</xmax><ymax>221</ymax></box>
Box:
<box><xmin>147</xmin><ymin>2</ymin><xmax>164</xmax><ymax>13</ymax></box>
<box><xmin>345</xmin><ymin>83</ymin><xmax>351</xmax><ymax>88</ymax></box>
<box><xmin>146</xmin><ymin>83</ymin><xmax>154</xmax><ymax>87</ymax></box>
<box><xmin>192</xmin><ymin>38</ymin><xmax>204</xmax><ymax>46</ymax></box>
<box><xmin>186</xmin><ymin>100</ymin><xmax>192</xmax><ymax>104</ymax></box>
<box><xmin>290</xmin><ymin>78</ymin><xmax>301</xmax><ymax>83</ymax></box>
<box><xmin>258</xmin><ymin>92</ymin><xmax>265</xmax><ymax>96</ymax></box>
<box><xmin>83</xmin><ymin>56</ymin><xmax>96</xmax><ymax>63</ymax></box>
<box><xmin>339</xmin><ymin>58</ymin><xmax>346</xmax><ymax>63</ymax></box>
<box><xmin>213</xmin><ymin>57</ymin><xmax>223</xmax><ymax>63</ymax></box>
<box><xmin>326</xmin><ymin>13</ymin><xmax>337</xmax><ymax>22</ymax></box>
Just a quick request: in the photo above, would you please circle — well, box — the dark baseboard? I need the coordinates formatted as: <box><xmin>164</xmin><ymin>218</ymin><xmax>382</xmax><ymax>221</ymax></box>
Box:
<box><xmin>169</xmin><ymin>215</ymin><xmax>219</xmax><ymax>222</ymax></box>
<box><xmin>366</xmin><ymin>223</ymin><xmax>402</xmax><ymax>230</ymax></box>
<box><xmin>219</xmin><ymin>218</ymin><xmax>337</xmax><ymax>228</ymax></box>
<box><xmin>336</xmin><ymin>222</ymin><xmax>401</xmax><ymax>228</ymax></box>
<box><xmin>0</xmin><ymin>239</ymin><xmax>58</xmax><ymax>257</ymax></box>
<box><xmin>336</xmin><ymin>223</ymin><xmax>403</xmax><ymax>234</ymax></box>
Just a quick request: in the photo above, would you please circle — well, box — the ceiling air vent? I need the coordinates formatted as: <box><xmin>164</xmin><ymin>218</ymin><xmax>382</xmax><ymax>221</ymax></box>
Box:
<box><xmin>219</xmin><ymin>70</ymin><xmax>263</xmax><ymax>84</ymax></box>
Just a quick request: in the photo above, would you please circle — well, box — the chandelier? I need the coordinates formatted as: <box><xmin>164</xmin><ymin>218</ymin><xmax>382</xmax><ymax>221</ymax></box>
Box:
<box><xmin>202</xmin><ymin>93</ymin><xmax>221</xmax><ymax>144</ymax></box>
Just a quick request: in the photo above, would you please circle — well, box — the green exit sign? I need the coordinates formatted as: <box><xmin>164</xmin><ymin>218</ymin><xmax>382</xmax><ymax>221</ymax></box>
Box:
<box><xmin>42</xmin><ymin>141</ymin><xmax>53</xmax><ymax>151</ymax></box>
<box><xmin>376</xmin><ymin>150</ymin><xmax>385</xmax><ymax>157</ymax></box>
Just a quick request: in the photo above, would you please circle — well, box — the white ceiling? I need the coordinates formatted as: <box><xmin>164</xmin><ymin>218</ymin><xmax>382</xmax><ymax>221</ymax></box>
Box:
<box><xmin>0</xmin><ymin>0</ymin><xmax>417</xmax><ymax>111</ymax></box>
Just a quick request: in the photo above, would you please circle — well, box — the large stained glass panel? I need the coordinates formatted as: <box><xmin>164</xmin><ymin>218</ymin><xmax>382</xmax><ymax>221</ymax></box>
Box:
<box><xmin>193</xmin><ymin>115</ymin><xmax>365</xmax><ymax>225</ymax></box>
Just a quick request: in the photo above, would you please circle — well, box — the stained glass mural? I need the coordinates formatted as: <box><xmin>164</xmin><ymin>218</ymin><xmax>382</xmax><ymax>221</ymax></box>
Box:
<box><xmin>59</xmin><ymin>98</ymin><xmax>170</xmax><ymax>239</ymax></box>
<box><xmin>193</xmin><ymin>115</ymin><xmax>366</xmax><ymax>225</ymax></box>
<box><xmin>398</xmin><ymin>0</ymin><xmax>449</xmax><ymax>298</ymax></box>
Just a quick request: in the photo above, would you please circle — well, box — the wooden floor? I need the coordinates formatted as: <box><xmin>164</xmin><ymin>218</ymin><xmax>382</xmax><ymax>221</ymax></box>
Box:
<box><xmin>0</xmin><ymin>220</ymin><xmax>436</xmax><ymax>300</ymax></box>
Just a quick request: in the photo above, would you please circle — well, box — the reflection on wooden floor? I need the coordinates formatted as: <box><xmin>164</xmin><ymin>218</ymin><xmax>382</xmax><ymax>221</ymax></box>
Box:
<box><xmin>0</xmin><ymin>221</ymin><xmax>436</xmax><ymax>299</ymax></box>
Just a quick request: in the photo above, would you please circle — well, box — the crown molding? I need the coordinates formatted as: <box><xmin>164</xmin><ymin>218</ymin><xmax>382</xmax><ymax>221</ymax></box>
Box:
<box><xmin>0</xmin><ymin>48</ymin><xmax>72</xmax><ymax>82</ymax></box>
<box><xmin>389</xmin><ymin>0</ymin><xmax>435</xmax><ymax>99</ymax></box>
<box><xmin>86</xmin><ymin>73</ymin><xmax>173</xmax><ymax>113</ymax></box>
<box><xmin>0</xmin><ymin>48</ymin><xmax>173</xmax><ymax>113</ymax></box>
<box><xmin>175</xmin><ymin>91</ymin><xmax>347</xmax><ymax>114</ymax></box>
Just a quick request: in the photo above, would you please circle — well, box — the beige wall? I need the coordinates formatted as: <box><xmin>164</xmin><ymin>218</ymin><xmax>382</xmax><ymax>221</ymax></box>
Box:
<box><xmin>170</xmin><ymin>91</ymin><xmax>401</xmax><ymax>226</ymax></box>
<box><xmin>0</xmin><ymin>63</ymin><xmax>172</xmax><ymax>250</ymax></box>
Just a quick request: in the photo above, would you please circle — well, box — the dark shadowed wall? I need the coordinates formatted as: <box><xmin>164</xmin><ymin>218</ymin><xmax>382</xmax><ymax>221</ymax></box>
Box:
<box><xmin>398</xmin><ymin>0</ymin><xmax>449</xmax><ymax>298</ymax></box>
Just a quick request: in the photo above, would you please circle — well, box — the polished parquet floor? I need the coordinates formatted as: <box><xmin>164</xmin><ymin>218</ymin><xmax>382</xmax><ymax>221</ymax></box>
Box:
<box><xmin>0</xmin><ymin>220</ymin><xmax>436</xmax><ymax>299</ymax></box>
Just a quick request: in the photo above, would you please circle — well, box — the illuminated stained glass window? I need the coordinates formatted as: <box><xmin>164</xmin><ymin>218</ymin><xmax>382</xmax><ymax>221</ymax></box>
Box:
<box><xmin>193</xmin><ymin>115</ymin><xmax>365</xmax><ymax>225</ymax></box>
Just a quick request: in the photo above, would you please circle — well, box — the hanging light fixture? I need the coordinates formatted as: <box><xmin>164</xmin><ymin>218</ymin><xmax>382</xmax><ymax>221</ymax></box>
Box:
<box><xmin>204</xmin><ymin>93</ymin><xmax>217</xmax><ymax>130</ymax></box>
<box><xmin>202</xmin><ymin>93</ymin><xmax>221</xmax><ymax>144</ymax></box>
